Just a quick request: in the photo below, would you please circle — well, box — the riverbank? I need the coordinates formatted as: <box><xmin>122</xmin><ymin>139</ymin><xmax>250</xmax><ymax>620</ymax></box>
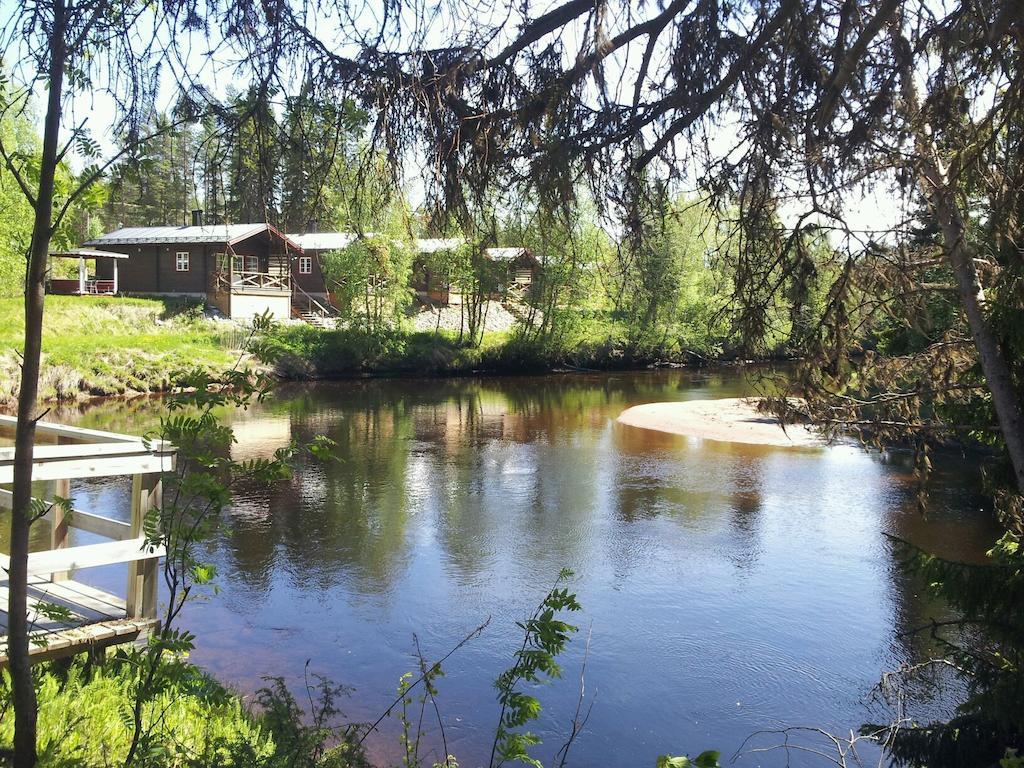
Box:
<box><xmin>1</xmin><ymin>296</ymin><xmax>780</xmax><ymax>403</ymax></box>
<box><xmin>264</xmin><ymin>322</ymin><xmax>750</xmax><ymax>379</ymax></box>
<box><xmin>0</xmin><ymin>296</ymin><xmax>237</xmax><ymax>403</ymax></box>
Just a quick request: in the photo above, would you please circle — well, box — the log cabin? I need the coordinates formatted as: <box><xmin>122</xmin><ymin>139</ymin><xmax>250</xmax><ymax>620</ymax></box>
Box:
<box><xmin>411</xmin><ymin>243</ymin><xmax>542</xmax><ymax>305</ymax></box>
<box><xmin>81</xmin><ymin>215</ymin><xmax>302</xmax><ymax>320</ymax></box>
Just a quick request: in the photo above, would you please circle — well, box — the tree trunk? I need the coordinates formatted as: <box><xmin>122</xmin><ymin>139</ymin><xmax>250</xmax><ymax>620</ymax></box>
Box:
<box><xmin>9</xmin><ymin>3</ymin><xmax>67</xmax><ymax>766</ymax></box>
<box><xmin>892</xmin><ymin>26</ymin><xmax>1024</xmax><ymax>493</ymax></box>
<box><xmin>924</xmin><ymin>164</ymin><xmax>1024</xmax><ymax>493</ymax></box>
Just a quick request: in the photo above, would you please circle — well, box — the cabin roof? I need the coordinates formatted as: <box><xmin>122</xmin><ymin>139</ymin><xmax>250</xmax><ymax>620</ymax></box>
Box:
<box><xmin>283</xmin><ymin>231</ymin><xmax>538</xmax><ymax>263</ymax></box>
<box><xmin>86</xmin><ymin>223</ymin><xmax>302</xmax><ymax>250</ymax></box>
<box><xmin>287</xmin><ymin>232</ymin><xmax>359</xmax><ymax>251</ymax></box>
<box><xmin>484</xmin><ymin>247</ymin><xmax>531</xmax><ymax>263</ymax></box>
<box><xmin>50</xmin><ymin>248</ymin><xmax>130</xmax><ymax>260</ymax></box>
<box><xmin>416</xmin><ymin>238</ymin><xmax>463</xmax><ymax>253</ymax></box>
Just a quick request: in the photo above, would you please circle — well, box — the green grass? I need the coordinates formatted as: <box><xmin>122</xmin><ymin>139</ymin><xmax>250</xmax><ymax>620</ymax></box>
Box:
<box><xmin>0</xmin><ymin>296</ymin><xmax>236</xmax><ymax>402</ymax></box>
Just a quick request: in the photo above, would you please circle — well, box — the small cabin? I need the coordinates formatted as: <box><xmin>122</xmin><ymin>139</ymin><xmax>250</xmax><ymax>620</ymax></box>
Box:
<box><xmin>82</xmin><ymin>217</ymin><xmax>302</xmax><ymax>320</ymax></box>
<box><xmin>286</xmin><ymin>231</ymin><xmax>356</xmax><ymax>300</ymax></box>
<box><xmin>411</xmin><ymin>242</ymin><xmax>542</xmax><ymax>305</ymax></box>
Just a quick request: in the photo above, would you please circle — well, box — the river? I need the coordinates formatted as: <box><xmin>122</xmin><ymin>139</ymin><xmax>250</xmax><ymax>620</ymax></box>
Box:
<box><xmin>56</xmin><ymin>369</ymin><xmax>1001</xmax><ymax>767</ymax></box>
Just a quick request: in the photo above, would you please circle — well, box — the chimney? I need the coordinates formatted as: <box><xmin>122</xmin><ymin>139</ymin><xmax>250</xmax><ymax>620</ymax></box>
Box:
<box><xmin>191</xmin><ymin>209</ymin><xmax>203</xmax><ymax>227</ymax></box>
<box><xmin>306</xmin><ymin>219</ymin><xmax>319</xmax><ymax>234</ymax></box>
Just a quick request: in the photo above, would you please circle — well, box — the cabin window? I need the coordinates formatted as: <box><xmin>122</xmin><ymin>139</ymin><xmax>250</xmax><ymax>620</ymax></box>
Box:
<box><xmin>298</xmin><ymin>256</ymin><xmax>313</xmax><ymax>275</ymax></box>
<box><xmin>175</xmin><ymin>251</ymin><xmax>190</xmax><ymax>272</ymax></box>
<box><xmin>514</xmin><ymin>267</ymin><xmax>532</xmax><ymax>284</ymax></box>
<box><xmin>232</xmin><ymin>254</ymin><xmax>260</xmax><ymax>273</ymax></box>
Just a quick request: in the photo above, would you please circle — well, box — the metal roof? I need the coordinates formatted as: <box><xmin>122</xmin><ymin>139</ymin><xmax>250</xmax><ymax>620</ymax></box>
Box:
<box><xmin>85</xmin><ymin>224</ymin><xmax>272</xmax><ymax>246</ymax></box>
<box><xmin>416</xmin><ymin>238</ymin><xmax>463</xmax><ymax>253</ymax></box>
<box><xmin>287</xmin><ymin>232</ymin><xmax>359</xmax><ymax>251</ymax></box>
<box><xmin>284</xmin><ymin>233</ymin><xmax>534</xmax><ymax>262</ymax></box>
<box><xmin>484</xmin><ymin>247</ymin><xmax>524</xmax><ymax>262</ymax></box>
<box><xmin>50</xmin><ymin>248</ymin><xmax>130</xmax><ymax>260</ymax></box>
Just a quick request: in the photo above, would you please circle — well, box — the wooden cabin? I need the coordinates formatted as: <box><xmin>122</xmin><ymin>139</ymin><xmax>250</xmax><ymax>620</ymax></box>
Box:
<box><xmin>411</xmin><ymin>242</ymin><xmax>542</xmax><ymax>305</ymax></box>
<box><xmin>83</xmin><ymin>217</ymin><xmax>301</xmax><ymax>320</ymax></box>
<box><xmin>286</xmin><ymin>231</ymin><xmax>355</xmax><ymax>299</ymax></box>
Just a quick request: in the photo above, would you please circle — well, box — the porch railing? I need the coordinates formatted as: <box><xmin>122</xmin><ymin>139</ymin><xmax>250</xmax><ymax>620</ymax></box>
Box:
<box><xmin>215</xmin><ymin>270</ymin><xmax>290</xmax><ymax>293</ymax></box>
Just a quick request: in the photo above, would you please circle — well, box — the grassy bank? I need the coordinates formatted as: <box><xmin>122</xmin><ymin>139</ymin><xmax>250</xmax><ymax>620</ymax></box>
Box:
<box><xmin>0</xmin><ymin>296</ymin><xmax>236</xmax><ymax>403</ymax></box>
<box><xmin>1</xmin><ymin>297</ymin><xmax>765</xmax><ymax>403</ymax></box>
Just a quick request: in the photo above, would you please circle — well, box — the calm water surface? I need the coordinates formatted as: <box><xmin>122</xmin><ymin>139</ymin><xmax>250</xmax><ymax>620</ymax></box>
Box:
<box><xmin>58</xmin><ymin>370</ymin><xmax>1001</xmax><ymax>767</ymax></box>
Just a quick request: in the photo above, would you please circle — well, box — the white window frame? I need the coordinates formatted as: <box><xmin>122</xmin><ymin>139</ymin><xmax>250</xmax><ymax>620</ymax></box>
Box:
<box><xmin>232</xmin><ymin>254</ymin><xmax>259</xmax><ymax>273</ymax></box>
<box><xmin>175</xmin><ymin>251</ymin><xmax>190</xmax><ymax>272</ymax></box>
<box><xmin>298</xmin><ymin>256</ymin><xmax>313</xmax><ymax>275</ymax></box>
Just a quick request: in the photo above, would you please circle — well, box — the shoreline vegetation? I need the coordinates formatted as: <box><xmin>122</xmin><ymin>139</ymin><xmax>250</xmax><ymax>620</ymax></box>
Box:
<box><xmin>1</xmin><ymin>296</ymin><xmax>791</xmax><ymax>405</ymax></box>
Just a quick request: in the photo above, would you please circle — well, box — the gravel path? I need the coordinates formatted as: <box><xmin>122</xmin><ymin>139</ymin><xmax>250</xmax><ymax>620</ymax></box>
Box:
<box><xmin>410</xmin><ymin>300</ymin><xmax>527</xmax><ymax>333</ymax></box>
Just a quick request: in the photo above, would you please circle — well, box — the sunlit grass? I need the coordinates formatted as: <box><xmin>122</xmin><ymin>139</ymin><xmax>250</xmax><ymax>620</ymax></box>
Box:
<box><xmin>0</xmin><ymin>296</ymin><xmax>236</xmax><ymax>402</ymax></box>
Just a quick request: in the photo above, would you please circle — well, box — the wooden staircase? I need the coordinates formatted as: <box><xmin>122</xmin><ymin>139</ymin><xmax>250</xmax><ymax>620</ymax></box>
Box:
<box><xmin>292</xmin><ymin>287</ymin><xmax>340</xmax><ymax>328</ymax></box>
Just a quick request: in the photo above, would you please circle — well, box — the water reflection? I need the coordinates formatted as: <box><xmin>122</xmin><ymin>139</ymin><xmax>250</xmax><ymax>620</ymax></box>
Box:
<box><xmin>56</xmin><ymin>369</ymin><xmax>1000</xmax><ymax>767</ymax></box>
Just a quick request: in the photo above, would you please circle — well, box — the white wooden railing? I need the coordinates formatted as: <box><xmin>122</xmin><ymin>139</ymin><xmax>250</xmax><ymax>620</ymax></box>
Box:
<box><xmin>215</xmin><ymin>270</ymin><xmax>290</xmax><ymax>293</ymax></box>
<box><xmin>0</xmin><ymin>416</ymin><xmax>174</xmax><ymax>622</ymax></box>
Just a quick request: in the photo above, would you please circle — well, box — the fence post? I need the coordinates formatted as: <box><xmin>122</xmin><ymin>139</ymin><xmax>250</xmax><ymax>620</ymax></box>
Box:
<box><xmin>49</xmin><ymin>475</ymin><xmax>70</xmax><ymax>582</ymax></box>
<box><xmin>127</xmin><ymin>472</ymin><xmax>161</xmax><ymax>621</ymax></box>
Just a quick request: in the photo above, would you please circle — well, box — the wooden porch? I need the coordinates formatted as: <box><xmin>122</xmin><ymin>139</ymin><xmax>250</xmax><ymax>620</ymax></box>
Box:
<box><xmin>0</xmin><ymin>416</ymin><xmax>174</xmax><ymax>667</ymax></box>
<box><xmin>47</xmin><ymin>248</ymin><xmax>129</xmax><ymax>296</ymax></box>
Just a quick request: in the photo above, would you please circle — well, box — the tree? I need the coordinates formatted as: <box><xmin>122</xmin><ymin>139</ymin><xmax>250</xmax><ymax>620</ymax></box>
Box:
<box><xmin>0</xmin><ymin>0</ymin><xmax>268</xmax><ymax>763</ymax></box>
<box><xmin>246</xmin><ymin>2</ymin><xmax>1024</xmax><ymax>762</ymax></box>
<box><xmin>104</xmin><ymin>113</ymin><xmax>198</xmax><ymax>228</ymax></box>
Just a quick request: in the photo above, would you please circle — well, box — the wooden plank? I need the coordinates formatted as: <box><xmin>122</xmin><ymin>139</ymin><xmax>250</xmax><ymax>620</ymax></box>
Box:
<box><xmin>43</xmin><ymin>578</ymin><xmax>127</xmax><ymax>615</ymax></box>
<box><xmin>127</xmin><ymin>474</ymin><xmax>161</xmax><ymax>619</ymax></box>
<box><xmin>38</xmin><ymin>580</ymin><xmax>125</xmax><ymax>619</ymax></box>
<box><xmin>0</xmin><ymin>415</ymin><xmax>155</xmax><ymax>444</ymax></box>
<box><xmin>62</xmin><ymin>510</ymin><xmax>131</xmax><ymax>541</ymax></box>
<box><xmin>0</xmin><ymin>453</ymin><xmax>173</xmax><ymax>483</ymax></box>
<box><xmin>0</xmin><ymin>617</ymin><xmax>159</xmax><ymax>668</ymax></box>
<box><xmin>0</xmin><ymin>488</ymin><xmax>133</xmax><ymax>540</ymax></box>
<box><xmin>0</xmin><ymin>538</ymin><xmax>164</xmax><ymax>577</ymax></box>
<box><xmin>0</xmin><ymin>578</ymin><xmax>127</xmax><ymax>638</ymax></box>
<box><xmin>0</xmin><ymin>443</ymin><xmax>154</xmax><ymax>461</ymax></box>
<box><xmin>51</xmin><ymin>475</ymin><xmax>70</xmax><ymax>582</ymax></box>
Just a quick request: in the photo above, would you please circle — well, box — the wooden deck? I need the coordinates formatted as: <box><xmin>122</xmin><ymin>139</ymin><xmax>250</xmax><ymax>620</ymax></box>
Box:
<box><xmin>0</xmin><ymin>415</ymin><xmax>173</xmax><ymax>666</ymax></box>
<box><xmin>0</xmin><ymin>578</ymin><xmax>157</xmax><ymax>667</ymax></box>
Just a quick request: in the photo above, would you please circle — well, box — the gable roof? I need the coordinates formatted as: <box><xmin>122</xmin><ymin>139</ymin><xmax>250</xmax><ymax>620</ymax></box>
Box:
<box><xmin>416</xmin><ymin>238</ymin><xmax>463</xmax><ymax>253</ymax></box>
<box><xmin>86</xmin><ymin>223</ymin><xmax>303</xmax><ymax>250</ymax></box>
<box><xmin>282</xmin><ymin>231</ymin><xmax>539</xmax><ymax>264</ymax></box>
<box><xmin>287</xmin><ymin>232</ymin><xmax>359</xmax><ymax>252</ymax></box>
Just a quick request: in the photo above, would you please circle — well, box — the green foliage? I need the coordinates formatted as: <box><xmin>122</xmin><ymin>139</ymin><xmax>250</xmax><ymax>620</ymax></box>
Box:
<box><xmin>871</xmin><ymin>534</ymin><xmax>1024</xmax><ymax>766</ymax></box>
<box><xmin>490</xmin><ymin>568</ymin><xmax>581</xmax><ymax>768</ymax></box>
<box><xmin>656</xmin><ymin>752</ymin><xmax>721</xmax><ymax>768</ymax></box>
<box><xmin>0</xmin><ymin>657</ymin><xmax>275</xmax><ymax>767</ymax></box>
<box><xmin>321</xmin><ymin>235</ymin><xmax>415</xmax><ymax>333</ymax></box>
<box><xmin>255</xmin><ymin>673</ymin><xmax>369</xmax><ymax>768</ymax></box>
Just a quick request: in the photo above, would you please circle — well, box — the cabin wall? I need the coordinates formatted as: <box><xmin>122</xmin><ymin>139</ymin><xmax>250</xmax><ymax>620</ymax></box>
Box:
<box><xmin>95</xmin><ymin>245</ymin><xmax>159</xmax><ymax>292</ymax></box>
<box><xmin>292</xmin><ymin>249</ymin><xmax>329</xmax><ymax>297</ymax></box>
<box><xmin>96</xmin><ymin>243</ymin><xmax>215</xmax><ymax>294</ymax></box>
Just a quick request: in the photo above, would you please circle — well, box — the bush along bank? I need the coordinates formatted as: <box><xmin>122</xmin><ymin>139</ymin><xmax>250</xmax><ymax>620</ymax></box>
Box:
<box><xmin>264</xmin><ymin>323</ymin><xmax>787</xmax><ymax>380</ymax></box>
<box><xmin>2</xmin><ymin>297</ymin><xmax>790</xmax><ymax>404</ymax></box>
